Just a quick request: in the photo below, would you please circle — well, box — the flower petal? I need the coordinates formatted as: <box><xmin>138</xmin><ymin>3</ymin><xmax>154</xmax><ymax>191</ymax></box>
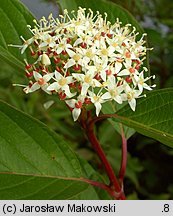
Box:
<box><xmin>128</xmin><ymin>98</ymin><xmax>136</xmax><ymax>111</ymax></box>
<box><xmin>21</xmin><ymin>44</ymin><xmax>28</xmax><ymax>54</ymax></box>
<box><xmin>100</xmin><ymin>70</ymin><xmax>106</xmax><ymax>82</ymax></box>
<box><xmin>94</xmin><ymin>102</ymin><xmax>102</xmax><ymax>116</ymax></box>
<box><xmin>72</xmin><ymin>73</ymin><xmax>84</xmax><ymax>82</ymax></box>
<box><xmin>42</xmin><ymin>83</ymin><xmax>52</xmax><ymax>94</ymax></box>
<box><xmin>65</xmin><ymin>99</ymin><xmax>76</xmax><ymax>108</ymax></box>
<box><xmin>66</xmin><ymin>49</ymin><xmax>75</xmax><ymax>57</ymax></box>
<box><xmin>66</xmin><ymin>76</ymin><xmax>74</xmax><ymax>84</ymax></box>
<box><xmin>118</xmin><ymin>69</ymin><xmax>129</xmax><ymax>76</ymax></box>
<box><xmin>101</xmin><ymin>92</ymin><xmax>111</xmax><ymax>100</ymax></box>
<box><xmin>143</xmin><ymin>83</ymin><xmax>153</xmax><ymax>91</ymax></box>
<box><xmin>138</xmin><ymin>84</ymin><xmax>143</xmax><ymax>92</ymax></box>
<box><xmin>55</xmin><ymin>71</ymin><xmax>63</xmax><ymax>80</ymax></box>
<box><xmin>74</xmin><ymin>38</ymin><xmax>83</xmax><ymax>46</ymax></box>
<box><xmin>92</xmin><ymin>79</ymin><xmax>102</xmax><ymax>87</ymax></box>
<box><xmin>115</xmin><ymin>62</ymin><xmax>122</xmax><ymax>73</ymax></box>
<box><xmin>23</xmin><ymin>86</ymin><xmax>30</xmax><ymax>94</ymax></box>
<box><xmin>33</xmin><ymin>71</ymin><xmax>42</xmax><ymax>81</ymax></box>
<box><xmin>62</xmin><ymin>85</ymin><xmax>75</xmax><ymax>98</ymax></box>
<box><xmin>107</xmin><ymin>75</ymin><xmax>116</xmax><ymax>88</ymax></box>
<box><xmin>114</xmin><ymin>95</ymin><xmax>122</xmax><ymax>104</ymax></box>
<box><xmin>43</xmin><ymin>100</ymin><xmax>54</xmax><ymax>109</ymax></box>
<box><xmin>47</xmin><ymin>82</ymin><xmax>59</xmax><ymax>91</ymax></box>
<box><xmin>81</xmin><ymin>83</ymin><xmax>90</xmax><ymax>95</ymax></box>
<box><xmin>30</xmin><ymin>82</ymin><xmax>40</xmax><ymax>92</ymax></box>
<box><xmin>64</xmin><ymin>59</ymin><xmax>75</xmax><ymax>69</ymax></box>
<box><xmin>72</xmin><ymin>108</ymin><xmax>81</xmax><ymax>121</ymax></box>
<box><xmin>43</xmin><ymin>73</ymin><xmax>54</xmax><ymax>82</ymax></box>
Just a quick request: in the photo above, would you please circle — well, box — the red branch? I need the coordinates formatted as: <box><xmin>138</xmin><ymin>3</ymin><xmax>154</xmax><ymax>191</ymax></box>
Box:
<box><xmin>84</xmin><ymin>117</ymin><xmax>126</xmax><ymax>200</ymax></box>
<box><xmin>118</xmin><ymin>124</ymin><xmax>127</xmax><ymax>184</ymax></box>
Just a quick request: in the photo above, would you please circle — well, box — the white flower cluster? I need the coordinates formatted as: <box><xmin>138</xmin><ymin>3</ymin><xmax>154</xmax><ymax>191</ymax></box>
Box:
<box><xmin>16</xmin><ymin>7</ymin><xmax>155</xmax><ymax>121</ymax></box>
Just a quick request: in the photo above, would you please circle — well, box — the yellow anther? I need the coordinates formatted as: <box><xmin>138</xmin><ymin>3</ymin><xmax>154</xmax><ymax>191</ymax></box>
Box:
<box><xmin>58</xmin><ymin>78</ymin><xmax>67</xmax><ymax>86</ymax></box>
<box><xmin>73</xmin><ymin>54</ymin><xmax>80</xmax><ymax>61</ymax></box>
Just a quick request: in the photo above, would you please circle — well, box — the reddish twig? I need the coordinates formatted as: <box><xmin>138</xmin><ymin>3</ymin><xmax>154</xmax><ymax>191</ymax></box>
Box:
<box><xmin>79</xmin><ymin>177</ymin><xmax>123</xmax><ymax>199</ymax></box>
<box><xmin>118</xmin><ymin>124</ymin><xmax>127</xmax><ymax>185</ymax></box>
<box><xmin>84</xmin><ymin>115</ymin><xmax>126</xmax><ymax>199</ymax></box>
<box><xmin>89</xmin><ymin>113</ymin><xmax>128</xmax><ymax>184</ymax></box>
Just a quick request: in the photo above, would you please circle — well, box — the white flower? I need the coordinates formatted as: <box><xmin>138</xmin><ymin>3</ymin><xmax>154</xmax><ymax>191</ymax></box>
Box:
<box><xmin>64</xmin><ymin>49</ymin><xmax>83</xmax><ymax>69</ymax></box>
<box><xmin>73</xmin><ymin>35</ymin><xmax>93</xmax><ymax>47</ymax></box>
<box><xmin>14</xmin><ymin>7</ymin><xmax>155</xmax><ymax>121</ymax></box>
<box><xmin>20</xmin><ymin>37</ymin><xmax>34</xmax><ymax>54</ymax></box>
<box><xmin>117</xmin><ymin>60</ymin><xmax>139</xmax><ymax>76</ymax></box>
<box><xmin>67</xmin><ymin>19</ymin><xmax>86</xmax><ymax>36</ymax></box>
<box><xmin>102</xmin><ymin>76</ymin><xmax>124</xmax><ymax>104</ymax></box>
<box><xmin>9</xmin><ymin>37</ymin><xmax>34</xmax><ymax>54</ymax></box>
<box><xmin>47</xmin><ymin>70</ymin><xmax>75</xmax><ymax>97</ymax></box>
<box><xmin>78</xmin><ymin>46</ymin><xmax>98</xmax><ymax>65</ymax></box>
<box><xmin>72</xmin><ymin>71</ymin><xmax>101</xmax><ymax>96</ymax></box>
<box><xmin>30</xmin><ymin>71</ymin><xmax>54</xmax><ymax>94</ymax></box>
<box><xmin>39</xmin><ymin>33</ymin><xmax>56</xmax><ymax>48</ymax></box>
<box><xmin>97</xmin><ymin>39</ymin><xmax>116</xmax><ymax>62</ymax></box>
<box><xmin>121</xmin><ymin>83</ymin><xmax>141</xmax><ymax>111</ymax></box>
<box><xmin>134</xmin><ymin>71</ymin><xmax>155</xmax><ymax>92</ymax></box>
<box><xmin>56</xmin><ymin>38</ymin><xmax>73</xmax><ymax>55</ymax></box>
<box><xmin>65</xmin><ymin>95</ymin><xmax>85</xmax><ymax>121</ymax></box>
<box><xmin>88</xmin><ymin>91</ymin><xmax>105</xmax><ymax>116</ymax></box>
<box><xmin>86</xmin><ymin>56</ymin><xmax>108</xmax><ymax>81</ymax></box>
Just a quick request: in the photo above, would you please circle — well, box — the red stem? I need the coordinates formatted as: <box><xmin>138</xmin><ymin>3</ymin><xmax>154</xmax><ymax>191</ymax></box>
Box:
<box><xmin>90</xmin><ymin>114</ymin><xmax>128</xmax><ymax>183</ymax></box>
<box><xmin>118</xmin><ymin>124</ymin><xmax>127</xmax><ymax>184</ymax></box>
<box><xmin>79</xmin><ymin>177</ymin><xmax>120</xmax><ymax>199</ymax></box>
<box><xmin>85</xmin><ymin>120</ymin><xmax>125</xmax><ymax>199</ymax></box>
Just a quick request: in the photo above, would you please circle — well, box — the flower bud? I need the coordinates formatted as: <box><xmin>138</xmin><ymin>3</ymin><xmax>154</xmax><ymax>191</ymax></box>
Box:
<box><xmin>41</xmin><ymin>53</ymin><xmax>51</xmax><ymax>66</ymax></box>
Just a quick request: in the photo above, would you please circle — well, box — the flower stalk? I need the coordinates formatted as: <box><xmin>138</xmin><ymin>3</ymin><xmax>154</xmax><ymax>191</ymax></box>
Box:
<box><xmin>118</xmin><ymin>124</ymin><xmax>127</xmax><ymax>184</ymax></box>
<box><xmin>81</xmin><ymin>113</ymin><xmax>126</xmax><ymax>199</ymax></box>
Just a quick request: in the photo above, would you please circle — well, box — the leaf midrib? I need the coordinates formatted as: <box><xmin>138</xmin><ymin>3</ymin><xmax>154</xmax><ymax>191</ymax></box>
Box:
<box><xmin>116</xmin><ymin>115</ymin><xmax>173</xmax><ymax>139</ymax></box>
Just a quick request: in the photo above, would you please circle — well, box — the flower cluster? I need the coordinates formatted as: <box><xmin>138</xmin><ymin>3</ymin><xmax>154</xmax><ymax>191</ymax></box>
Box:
<box><xmin>15</xmin><ymin>7</ymin><xmax>155</xmax><ymax>121</ymax></box>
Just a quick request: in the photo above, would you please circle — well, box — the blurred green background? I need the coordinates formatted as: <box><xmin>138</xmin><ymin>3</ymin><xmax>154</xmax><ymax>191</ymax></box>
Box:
<box><xmin>0</xmin><ymin>0</ymin><xmax>173</xmax><ymax>199</ymax></box>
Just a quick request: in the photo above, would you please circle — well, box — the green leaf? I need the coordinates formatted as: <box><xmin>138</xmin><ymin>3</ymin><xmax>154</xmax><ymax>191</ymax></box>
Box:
<box><xmin>0</xmin><ymin>100</ymin><xmax>104</xmax><ymax>199</ymax></box>
<box><xmin>0</xmin><ymin>173</ymin><xmax>99</xmax><ymax>200</ymax></box>
<box><xmin>112</xmin><ymin>88</ymin><xmax>173</xmax><ymax>147</ymax></box>
<box><xmin>0</xmin><ymin>0</ymin><xmax>35</xmax><ymax>70</ymax></box>
<box><xmin>102</xmin><ymin>102</ymin><xmax>136</xmax><ymax>139</ymax></box>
